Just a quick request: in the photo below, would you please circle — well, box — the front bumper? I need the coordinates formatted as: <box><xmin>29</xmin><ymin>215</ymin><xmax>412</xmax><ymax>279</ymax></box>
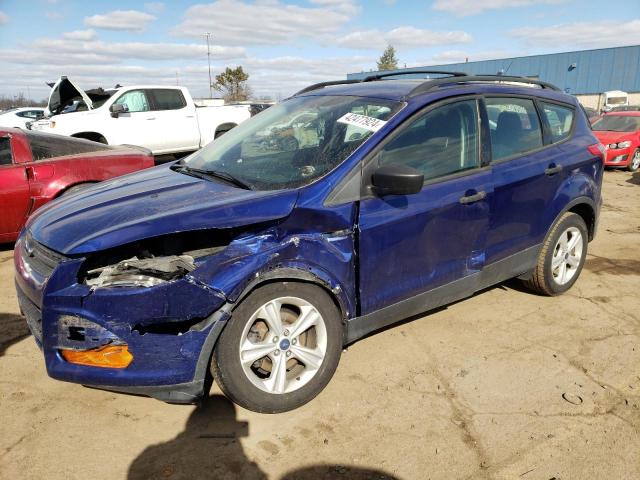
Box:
<box><xmin>14</xmin><ymin>233</ymin><xmax>229</xmax><ymax>403</ymax></box>
<box><xmin>603</xmin><ymin>148</ymin><xmax>631</xmax><ymax>166</ymax></box>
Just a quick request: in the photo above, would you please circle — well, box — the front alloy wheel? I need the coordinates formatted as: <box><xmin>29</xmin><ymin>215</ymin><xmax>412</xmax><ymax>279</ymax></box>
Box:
<box><xmin>628</xmin><ymin>149</ymin><xmax>640</xmax><ymax>172</ymax></box>
<box><xmin>211</xmin><ymin>282</ymin><xmax>342</xmax><ymax>413</ymax></box>
<box><xmin>239</xmin><ymin>297</ymin><xmax>328</xmax><ymax>395</ymax></box>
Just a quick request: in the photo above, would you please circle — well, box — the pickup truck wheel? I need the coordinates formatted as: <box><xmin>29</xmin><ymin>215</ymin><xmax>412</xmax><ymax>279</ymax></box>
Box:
<box><xmin>211</xmin><ymin>282</ymin><xmax>342</xmax><ymax>413</ymax></box>
<box><xmin>523</xmin><ymin>212</ymin><xmax>588</xmax><ymax>296</ymax></box>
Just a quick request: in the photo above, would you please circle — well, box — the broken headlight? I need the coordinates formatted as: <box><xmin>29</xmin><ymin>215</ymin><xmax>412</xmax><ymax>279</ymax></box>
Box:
<box><xmin>84</xmin><ymin>255</ymin><xmax>196</xmax><ymax>289</ymax></box>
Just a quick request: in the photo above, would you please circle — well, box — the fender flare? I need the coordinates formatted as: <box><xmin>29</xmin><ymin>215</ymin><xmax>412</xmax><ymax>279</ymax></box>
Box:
<box><xmin>549</xmin><ymin>195</ymin><xmax>597</xmax><ymax>240</ymax></box>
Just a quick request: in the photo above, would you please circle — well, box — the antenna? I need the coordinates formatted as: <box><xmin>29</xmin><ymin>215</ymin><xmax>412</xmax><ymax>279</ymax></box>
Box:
<box><xmin>204</xmin><ymin>32</ymin><xmax>213</xmax><ymax>99</ymax></box>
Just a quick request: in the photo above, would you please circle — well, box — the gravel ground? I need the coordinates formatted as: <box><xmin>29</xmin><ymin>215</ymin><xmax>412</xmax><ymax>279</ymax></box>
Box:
<box><xmin>1</xmin><ymin>170</ymin><xmax>639</xmax><ymax>480</ymax></box>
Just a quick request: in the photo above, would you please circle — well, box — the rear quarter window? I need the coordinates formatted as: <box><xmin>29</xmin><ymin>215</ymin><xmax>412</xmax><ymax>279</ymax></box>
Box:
<box><xmin>25</xmin><ymin>131</ymin><xmax>112</xmax><ymax>161</ymax></box>
<box><xmin>542</xmin><ymin>103</ymin><xmax>574</xmax><ymax>143</ymax></box>
<box><xmin>0</xmin><ymin>137</ymin><xmax>13</xmax><ymax>166</ymax></box>
<box><xmin>151</xmin><ymin>89</ymin><xmax>187</xmax><ymax>111</ymax></box>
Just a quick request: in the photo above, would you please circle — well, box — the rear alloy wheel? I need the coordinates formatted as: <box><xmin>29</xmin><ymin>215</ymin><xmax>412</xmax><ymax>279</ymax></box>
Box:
<box><xmin>628</xmin><ymin>149</ymin><xmax>640</xmax><ymax>172</ymax></box>
<box><xmin>211</xmin><ymin>283</ymin><xmax>342</xmax><ymax>413</ymax></box>
<box><xmin>524</xmin><ymin>212</ymin><xmax>588</xmax><ymax>296</ymax></box>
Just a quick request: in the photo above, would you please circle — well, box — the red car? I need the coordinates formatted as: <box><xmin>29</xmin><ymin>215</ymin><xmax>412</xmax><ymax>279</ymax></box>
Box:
<box><xmin>591</xmin><ymin>112</ymin><xmax>640</xmax><ymax>171</ymax></box>
<box><xmin>0</xmin><ymin>128</ymin><xmax>154</xmax><ymax>243</ymax></box>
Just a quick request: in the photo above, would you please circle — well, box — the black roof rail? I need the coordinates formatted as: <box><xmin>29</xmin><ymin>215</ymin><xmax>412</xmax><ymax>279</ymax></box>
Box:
<box><xmin>293</xmin><ymin>79</ymin><xmax>362</xmax><ymax>96</ymax></box>
<box><xmin>408</xmin><ymin>75</ymin><xmax>561</xmax><ymax>97</ymax></box>
<box><xmin>363</xmin><ymin>70</ymin><xmax>467</xmax><ymax>82</ymax></box>
<box><xmin>292</xmin><ymin>73</ymin><xmax>561</xmax><ymax>98</ymax></box>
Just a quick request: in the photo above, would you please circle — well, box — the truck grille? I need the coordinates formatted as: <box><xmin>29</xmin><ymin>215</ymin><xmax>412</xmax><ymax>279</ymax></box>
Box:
<box><xmin>22</xmin><ymin>233</ymin><xmax>67</xmax><ymax>278</ymax></box>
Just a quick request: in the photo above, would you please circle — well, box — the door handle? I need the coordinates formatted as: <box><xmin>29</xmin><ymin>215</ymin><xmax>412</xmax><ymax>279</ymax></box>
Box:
<box><xmin>146</xmin><ymin>117</ymin><xmax>156</xmax><ymax>121</ymax></box>
<box><xmin>25</xmin><ymin>166</ymin><xmax>34</xmax><ymax>180</ymax></box>
<box><xmin>459</xmin><ymin>191</ymin><xmax>486</xmax><ymax>205</ymax></box>
<box><xmin>185</xmin><ymin>115</ymin><xmax>195</xmax><ymax>118</ymax></box>
<box><xmin>545</xmin><ymin>164</ymin><xmax>562</xmax><ymax>176</ymax></box>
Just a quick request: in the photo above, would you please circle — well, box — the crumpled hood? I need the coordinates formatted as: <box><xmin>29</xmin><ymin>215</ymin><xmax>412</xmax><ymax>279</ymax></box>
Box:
<box><xmin>28</xmin><ymin>164</ymin><xmax>298</xmax><ymax>255</ymax></box>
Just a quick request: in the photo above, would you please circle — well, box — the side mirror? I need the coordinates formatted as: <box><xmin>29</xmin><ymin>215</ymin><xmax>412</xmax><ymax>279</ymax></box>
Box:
<box><xmin>372</xmin><ymin>164</ymin><xmax>424</xmax><ymax>196</ymax></box>
<box><xmin>109</xmin><ymin>103</ymin><xmax>128</xmax><ymax>118</ymax></box>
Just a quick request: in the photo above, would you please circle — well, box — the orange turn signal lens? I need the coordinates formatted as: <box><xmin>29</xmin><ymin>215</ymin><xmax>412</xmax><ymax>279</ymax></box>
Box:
<box><xmin>61</xmin><ymin>344</ymin><xmax>133</xmax><ymax>369</ymax></box>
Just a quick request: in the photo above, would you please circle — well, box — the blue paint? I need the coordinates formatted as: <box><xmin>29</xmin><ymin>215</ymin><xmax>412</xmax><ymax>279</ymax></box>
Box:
<box><xmin>15</xmin><ymin>78</ymin><xmax>603</xmax><ymax>402</ymax></box>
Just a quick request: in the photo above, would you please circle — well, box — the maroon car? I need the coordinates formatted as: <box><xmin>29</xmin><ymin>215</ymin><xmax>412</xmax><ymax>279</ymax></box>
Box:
<box><xmin>0</xmin><ymin>128</ymin><xmax>154</xmax><ymax>243</ymax></box>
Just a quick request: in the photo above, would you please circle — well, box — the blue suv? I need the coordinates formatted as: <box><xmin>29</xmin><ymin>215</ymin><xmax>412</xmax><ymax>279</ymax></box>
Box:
<box><xmin>15</xmin><ymin>72</ymin><xmax>603</xmax><ymax>413</ymax></box>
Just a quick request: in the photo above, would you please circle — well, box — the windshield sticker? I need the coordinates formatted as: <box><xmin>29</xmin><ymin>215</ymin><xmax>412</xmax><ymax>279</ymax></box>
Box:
<box><xmin>337</xmin><ymin>112</ymin><xmax>387</xmax><ymax>132</ymax></box>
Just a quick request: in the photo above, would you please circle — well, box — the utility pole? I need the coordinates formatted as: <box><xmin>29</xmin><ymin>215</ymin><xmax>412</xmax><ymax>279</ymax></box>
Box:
<box><xmin>204</xmin><ymin>32</ymin><xmax>213</xmax><ymax>98</ymax></box>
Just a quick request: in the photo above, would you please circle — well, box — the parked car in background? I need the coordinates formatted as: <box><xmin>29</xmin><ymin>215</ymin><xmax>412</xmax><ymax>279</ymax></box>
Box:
<box><xmin>592</xmin><ymin>112</ymin><xmax>640</xmax><ymax>171</ymax></box>
<box><xmin>28</xmin><ymin>77</ymin><xmax>252</xmax><ymax>155</ymax></box>
<box><xmin>15</xmin><ymin>73</ymin><xmax>603</xmax><ymax>413</ymax></box>
<box><xmin>0</xmin><ymin>128</ymin><xmax>154</xmax><ymax>242</ymax></box>
<box><xmin>0</xmin><ymin>107</ymin><xmax>45</xmax><ymax>129</ymax></box>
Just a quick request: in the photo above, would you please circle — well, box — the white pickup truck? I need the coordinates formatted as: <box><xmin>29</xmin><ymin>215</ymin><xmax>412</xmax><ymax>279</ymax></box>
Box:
<box><xmin>29</xmin><ymin>77</ymin><xmax>252</xmax><ymax>155</ymax></box>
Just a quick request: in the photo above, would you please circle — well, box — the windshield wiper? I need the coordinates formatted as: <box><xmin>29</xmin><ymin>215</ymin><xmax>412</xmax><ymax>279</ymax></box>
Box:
<box><xmin>171</xmin><ymin>164</ymin><xmax>252</xmax><ymax>190</ymax></box>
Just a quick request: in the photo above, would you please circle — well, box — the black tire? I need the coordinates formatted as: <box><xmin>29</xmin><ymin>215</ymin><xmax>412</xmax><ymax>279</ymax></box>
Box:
<box><xmin>523</xmin><ymin>212</ymin><xmax>588</xmax><ymax>296</ymax></box>
<box><xmin>211</xmin><ymin>282</ymin><xmax>342</xmax><ymax>413</ymax></box>
<box><xmin>60</xmin><ymin>183</ymin><xmax>94</xmax><ymax>197</ymax></box>
<box><xmin>628</xmin><ymin>149</ymin><xmax>640</xmax><ymax>172</ymax></box>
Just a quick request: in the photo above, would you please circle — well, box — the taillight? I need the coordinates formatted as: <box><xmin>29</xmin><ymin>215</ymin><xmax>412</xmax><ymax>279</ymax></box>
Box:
<box><xmin>588</xmin><ymin>143</ymin><xmax>606</xmax><ymax>163</ymax></box>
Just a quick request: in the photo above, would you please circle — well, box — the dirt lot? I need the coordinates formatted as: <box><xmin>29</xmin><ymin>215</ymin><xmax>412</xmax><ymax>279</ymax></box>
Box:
<box><xmin>1</xmin><ymin>171</ymin><xmax>639</xmax><ymax>480</ymax></box>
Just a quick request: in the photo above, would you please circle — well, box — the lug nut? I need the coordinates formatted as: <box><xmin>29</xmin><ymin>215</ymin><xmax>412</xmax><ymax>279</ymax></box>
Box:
<box><xmin>283</xmin><ymin>329</ymin><xmax>290</xmax><ymax>336</ymax></box>
<box><xmin>292</xmin><ymin>339</ymin><xmax>297</xmax><ymax>345</ymax></box>
<box><xmin>272</xmin><ymin>336</ymin><xmax>279</xmax><ymax>343</ymax></box>
<box><xmin>286</xmin><ymin>351</ymin><xmax>292</xmax><ymax>357</ymax></box>
<box><xmin>273</xmin><ymin>350</ymin><xmax>280</xmax><ymax>356</ymax></box>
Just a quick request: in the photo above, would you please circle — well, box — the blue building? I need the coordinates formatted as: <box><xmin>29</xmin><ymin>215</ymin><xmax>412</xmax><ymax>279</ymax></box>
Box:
<box><xmin>347</xmin><ymin>45</ymin><xmax>640</xmax><ymax>108</ymax></box>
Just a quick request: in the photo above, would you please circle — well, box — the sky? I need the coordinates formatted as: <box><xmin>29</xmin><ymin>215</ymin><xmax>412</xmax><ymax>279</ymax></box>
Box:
<box><xmin>0</xmin><ymin>0</ymin><xmax>639</xmax><ymax>101</ymax></box>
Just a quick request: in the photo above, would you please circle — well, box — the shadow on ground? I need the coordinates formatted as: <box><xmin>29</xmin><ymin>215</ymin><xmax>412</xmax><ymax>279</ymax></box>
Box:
<box><xmin>0</xmin><ymin>242</ymin><xmax>15</xmax><ymax>252</ymax></box>
<box><xmin>0</xmin><ymin>313</ymin><xmax>29</xmax><ymax>357</ymax></box>
<box><xmin>128</xmin><ymin>394</ymin><xmax>399</xmax><ymax>480</ymax></box>
<box><xmin>628</xmin><ymin>171</ymin><xmax>640</xmax><ymax>185</ymax></box>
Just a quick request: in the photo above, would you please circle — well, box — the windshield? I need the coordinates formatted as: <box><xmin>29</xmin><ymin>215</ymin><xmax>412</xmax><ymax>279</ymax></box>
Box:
<box><xmin>592</xmin><ymin>115</ymin><xmax>640</xmax><ymax>132</ymax></box>
<box><xmin>182</xmin><ymin>95</ymin><xmax>403</xmax><ymax>190</ymax></box>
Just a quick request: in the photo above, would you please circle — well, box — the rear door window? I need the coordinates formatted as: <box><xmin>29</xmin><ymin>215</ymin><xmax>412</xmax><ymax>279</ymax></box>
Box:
<box><xmin>379</xmin><ymin>99</ymin><xmax>480</xmax><ymax>181</ymax></box>
<box><xmin>485</xmin><ymin>98</ymin><xmax>543</xmax><ymax>161</ymax></box>
<box><xmin>151</xmin><ymin>89</ymin><xmax>187</xmax><ymax>111</ymax></box>
<box><xmin>542</xmin><ymin>103</ymin><xmax>574</xmax><ymax>142</ymax></box>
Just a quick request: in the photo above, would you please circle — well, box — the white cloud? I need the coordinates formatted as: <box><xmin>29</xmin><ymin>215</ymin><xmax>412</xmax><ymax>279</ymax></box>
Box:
<box><xmin>510</xmin><ymin>20</ymin><xmax>640</xmax><ymax>49</ymax></box>
<box><xmin>84</xmin><ymin>10</ymin><xmax>156</xmax><ymax>32</ymax></box>
<box><xmin>336</xmin><ymin>26</ymin><xmax>472</xmax><ymax>50</ymax></box>
<box><xmin>433</xmin><ymin>0</ymin><xmax>566</xmax><ymax>16</ymax></box>
<box><xmin>171</xmin><ymin>0</ymin><xmax>356</xmax><ymax>45</ymax></box>
<box><xmin>62</xmin><ymin>29</ymin><xmax>97</xmax><ymax>41</ymax></box>
<box><xmin>144</xmin><ymin>2</ymin><xmax>165</xmax><ymax>14</ymax></box>
<box><xmin>0</xmin><ymin>11</ymin><xmax>8</xmax><ymax>25</ymax></box>
<box><xmin>309</xmin><ymin>0</ymin><xmax>360</xmax><ymax>16</ymax></box>
<box><xmin>0</xmin><ymin>36</ymin><xmax>245</xmax><ymax>67</ymax></box>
